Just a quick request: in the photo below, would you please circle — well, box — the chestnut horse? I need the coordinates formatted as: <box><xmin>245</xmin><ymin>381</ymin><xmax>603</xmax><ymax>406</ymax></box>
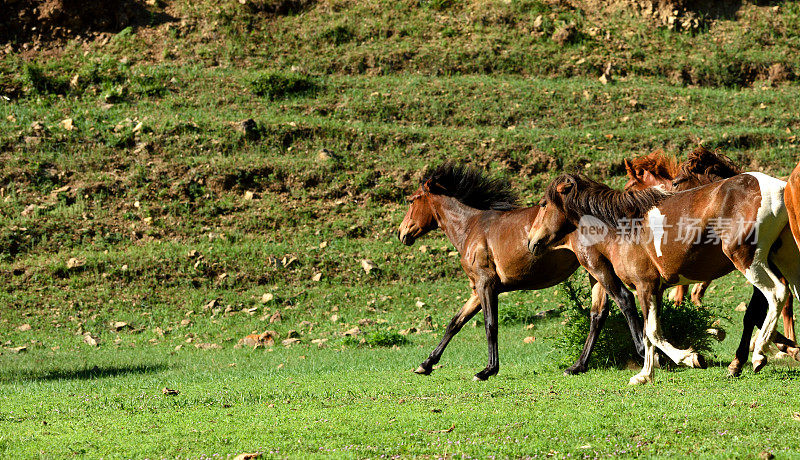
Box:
<box><xmin>625</xmin><ymin>148</ymin><xmax>796</xmax><ymax>344</ymax></box>
<box><xmin>398</xmin><ymin>163</ymin><xmax>645</xmax><ymax>380</ymax></box>
<box><xmin>528</xmin><ymin>172</ymin><xmax>800</xmax><ymax>384</ymax></box>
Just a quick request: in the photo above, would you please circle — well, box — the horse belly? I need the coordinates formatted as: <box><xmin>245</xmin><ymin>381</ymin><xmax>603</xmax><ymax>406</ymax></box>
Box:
<box><xmin>497</xmin><ymin>248</ymin><xmax>579</xmax><ymax>290</ymax></box>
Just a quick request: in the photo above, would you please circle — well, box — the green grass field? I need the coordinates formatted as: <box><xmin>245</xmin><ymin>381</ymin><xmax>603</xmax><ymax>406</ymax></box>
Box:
<box><xmin>3</xmin><ymin>0</ymin><xmax>800</xmax><ymax>457</ymax></box>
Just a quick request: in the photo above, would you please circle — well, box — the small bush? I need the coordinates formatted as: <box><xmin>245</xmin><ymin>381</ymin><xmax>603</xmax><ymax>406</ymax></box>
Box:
<box><xmin>556</xmin><ymin>276</ymin><xmax>715</xmax><ymax>369</ymax></box>
<box><xmin>249</xmin><ymin>72</ymin><xmax>319</xmax><ymax>100</ymax></box>
<box><xmin>317</xmin><ymin>25</ymin><xmax>354</xmax><ymax>45</ymax></box>
<box><xmin>22</xmin><ymin>63</ymin><xmax>69</xmax><ymax>95</ymax></box>
<box><xmin>343</xmin><ymin>330</ymin><xmax>408</xmax><ymax>347</ymax></box>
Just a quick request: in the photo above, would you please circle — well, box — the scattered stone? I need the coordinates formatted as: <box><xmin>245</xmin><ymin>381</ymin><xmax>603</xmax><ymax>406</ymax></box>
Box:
<box><xmin>281</xmin><ymin>338</ymin><xmax>301</xmax><ymax>346</ymax></box>
<box><xmin>17</xmin><ymin>324</ymin><xmax>31</xmax><ymax>332</ymax></box>
<box><xmin>399</xmin><ymin>327</ymin><xmax>417</xmax><ymax>336</ymax></box>
<box><xmin>21</xmin><ymin>204</ymin><xmax>37</xmax><ymax>217</ymax></box>
<box><xmin>110</xmin><ymin>321</ymin><xmax>128</xmax><ymax>331</ymax></box>
<box><xmin>361</xmin><ymin>259</ymin><xmax>378</xmax><ymax>274</ymax></box>
<box><xmin>243</xmin><ymin>190</ymin><xmax>257</xmax><ymax>200</ymax></box>
<box><xmin>8</xmin><ymin>346</ymin><xmax>27</xmax><ymax>354</ymax></box>
<box><xmin>523</xmin><ymin>336</ymin><xmax>536</xmax><ymax>344</ymax></box>
<box><xmin>532</xmin><ymin>15</ymin><xmax>543</xmax><ymax>31</ymax></box>
<box><xmin>162</xmin><ymin>387</ymin><xmax>179</xmax><ymax>396</ymax></box>
<box><xmin>415</xmin><ymin>300</ymin><xmax>426</xmax><ymax>308</ymax></box>
<box><xmin>261</xmin><ymin>293</ymin><xmax>274</xmax><ymax>303</ymax></box>
<box><xmin>180</xmin><ymin>319</ymin><xmax>192</xmax><ymax>327</ymax></box>
<box><xmin>187</xmin><ymin>249</ymin><xmax>201</xmax><ymax>259</ymax></box>
<box><xmin>317</xmin><ymin>148</ymin><xmax>337</xmax><ymax>162</ymax></box>
<box><xmin>59</xmin><ymin>118</ymin><xmax>74</xmax><ymax>131</ymax></box>
<box><xmin>330</xmin><ymin>314</ymin><xmax>339</xmax><ymax>323</ymax></box>
<box><xmin>551</xmin><ymin>23</ymin><xmax>576</xmax><ymax>45</ymax></box>
<box><xmin>233</xmin><ymin>453</ymin><xmax>261</xmax><ymax>460</ymax></box>
<box><xmin>358</xmin><ymin>318</ymin><xmax>374</xmax><ymax>327</ymax></box>
<box><xmin>707</xmin><ymin>327</ymin><xmax>726</xmax><ymax>342</ymax></box>
<box><xmin>67</xmin><ymin>257</ymin><xmax>85</xmax><ymax>269</ymax></box>
<box><xmin>269</xmin><ymin>311</ymin><xmax>282</xmax><ymax>324</ymax></box>
<box><xmin>311</xmin><ymin>338</ymin><xmax>328</xmax><ymax>348</ymax></box>
<box><xmin>343</xmin><ymin>327</ymin><xmax>361</xmax><ymax>336</ymax></box>
<box><xmin>83</xmin><ymin>332</ymin><xmax>100</xmax><ymax>347</ymax></box>
<box><xmin>237</xmin><ymin>331</ymin><xmax>276</xmax><ymax>348</ymax></box>
<box><xmin>195</xmin><ymin>342</ymin><xmax>222</xmax><ymax>350</ymax></box>
<box><xmin>203</xmin><ymin>299</ymin><xmax>218</xmax><ymax>311</ymax></box>
<box><xmin>312</xmin><ymin>272</ymin><xmax>322</xmax><ymax>282</ymax></box>
<box><xmin>735</xmin><ymin>302</ymin><xmax>747</xmax><ymax>312</ymax></box>
<box><xmin>759</xmin><ymin>452</ymin><xmax>774</xmax><ymax>460</ymax></box>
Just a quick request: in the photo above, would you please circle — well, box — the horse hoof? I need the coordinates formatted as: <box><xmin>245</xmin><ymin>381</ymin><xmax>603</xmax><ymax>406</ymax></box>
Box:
<box><xmin>414</xmin><ymin>365</ymin><xmax>432</xmax><ymax>375</ymax></box>
<box><xmin>727</xmin><ymin>359</ymin><xmax>742</xmax><ymax>377</ymax></box>
<box><xmin>787</xmin><ymin>347</ymin><xmax>800</xmax><ymax>362</ymax></box>
<box><xmin>692</xmin><ymin>354</ymin><xmax>707</xmax><ymax>369</ymax></box>
<box><xmin>473</xmin><ymin>375</ymin><xmax>487</xmax><ymax>381</ymax></box>
<box><xmin>628</xmin><ymin>374</ymin><xmax>652</xmax><ymax>385</ymax></box>
<box><xmin>753</xmin><ymin>357</ymin><xmax>767</xmax><ymax>373</ymax></box>
<box><xmin>563</xmin><ymin>365</ymin><xmax>585</xmax><ymax>376</ymax></box>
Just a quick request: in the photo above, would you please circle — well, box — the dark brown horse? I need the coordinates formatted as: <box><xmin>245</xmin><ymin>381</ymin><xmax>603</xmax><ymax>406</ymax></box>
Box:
<box><xmin>398</xmin><ymin>163</ymin><xmax>645</xmax><ymax>380</ymax></box>
<box><xmin>528</xmin><ymin>171</ymin><xmax>800</xmax><ymax>383</ymax></box>
<box><xmin>625</xmin><ymin>147</ymin><xmax>796</xmax><ymax>344</ymax></box>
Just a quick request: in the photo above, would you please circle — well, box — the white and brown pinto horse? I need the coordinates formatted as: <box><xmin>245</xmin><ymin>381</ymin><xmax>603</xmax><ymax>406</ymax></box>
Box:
<box><xmin>398</xmin><ymin>163</ymin><xmax>645</xmax><ymax>380</ymax></box>
<box><xmin>527</xmin><ymin>172</ymin><xmax>800</xmax><ymax>384</ymax></box>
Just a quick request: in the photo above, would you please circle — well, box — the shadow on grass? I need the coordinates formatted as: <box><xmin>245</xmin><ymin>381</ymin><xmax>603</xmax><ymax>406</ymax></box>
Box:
<box><xmin>0</xmin><ymin>363</ymin><xmax>169</xmax><ymax>383</ymax></box>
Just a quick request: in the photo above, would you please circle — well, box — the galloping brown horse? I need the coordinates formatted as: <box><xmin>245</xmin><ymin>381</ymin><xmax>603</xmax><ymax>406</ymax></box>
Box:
<box><xmin>625</xmin><ymin>147</ymin><xmax>796</xmax><ymax>343</ymax></box>
<box><xmin>528</xmin><ymin>171</ymin><xmax>800</xmax><ymax>383</ymax></box>
<box><xmin>398</xmin><ymin>163</ymin><xmax>645</xmax><ymax>380</ymax></box>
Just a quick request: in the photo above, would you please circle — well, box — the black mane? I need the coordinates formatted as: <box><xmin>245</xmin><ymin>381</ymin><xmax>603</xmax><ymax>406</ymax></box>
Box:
<box><xmin>546</xmin><ymin>174</ymin><xmax>669</xmax><ymax>227</ymax></box>
<box><xmin>423</xmin><ymin>162</ymin><xmax>519</xmax><ymax>211</ymax></box>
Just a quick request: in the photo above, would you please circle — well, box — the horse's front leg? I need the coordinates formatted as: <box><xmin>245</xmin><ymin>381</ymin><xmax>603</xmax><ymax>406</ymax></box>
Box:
<box><xmin>565</xmin><ymin>278</ymin><xmax>609</xmax><ymax>375</ymax></box>
<box><xmin>415</xmin><ymin>294</ymin><xmax>481</xmax><ymax>375</ymax></box>
<box><xmin>630</xmin><ymin>284</ymin><xmax>706</xmax><ymax>385</ymax></box>
<box><xmin>473</xmin><ymin>281</ymin><xmax>499</xmax><ymax>381</ymax></box>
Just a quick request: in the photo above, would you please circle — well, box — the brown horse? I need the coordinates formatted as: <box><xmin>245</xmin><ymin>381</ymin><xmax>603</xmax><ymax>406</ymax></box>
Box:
<box><xmin>624</xmin><ymin>147</ymin><xmax>796</xmax><ymax>343</ymax></box>
<box><xmin>398</xmin><ymin>163</ymin><xmax>645</xmax><ymax>380</ymax></box>
<box><xmin>528</xmin><ymin>171</ymin><xmax>800</xmax><ymax>383</ymax></box>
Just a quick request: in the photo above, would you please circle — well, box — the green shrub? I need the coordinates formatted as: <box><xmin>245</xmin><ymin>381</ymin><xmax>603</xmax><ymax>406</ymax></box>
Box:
<box><xmin>556</xmin><ymin>276</ymin><xmax>715</xmax><ymax>369</ymax></box>
<box><xmin>249</xmin><ymin>72</ymin><xmax>319</xmax><ymax>100</ymax></box>
<box><xmin>343</xmin><ymin>330</ymin><xmax>408</xmax><ymax>347</ymax></box>
<box><xmin>22</xmin><ymin>63</ymin><xmax>69</xmax><ymax>95</ymax></box>
<box><xmin>317</xmin><ymin>25</ymin><xmax>354</xmax><ymax>45</ymax></box>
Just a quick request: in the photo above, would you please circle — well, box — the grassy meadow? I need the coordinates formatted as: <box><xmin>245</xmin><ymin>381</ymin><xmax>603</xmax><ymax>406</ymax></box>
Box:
<box><xmin>3</xmin><ymin>0</ymin><xmax>800</xmax><ymax>457</ymax></box>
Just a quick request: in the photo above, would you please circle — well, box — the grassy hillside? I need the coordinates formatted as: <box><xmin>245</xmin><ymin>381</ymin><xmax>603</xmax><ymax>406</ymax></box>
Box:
<box><xmin>2</xmin><ymin>0</ymin><xmax>800</xmax><ymax>458</ymax></box>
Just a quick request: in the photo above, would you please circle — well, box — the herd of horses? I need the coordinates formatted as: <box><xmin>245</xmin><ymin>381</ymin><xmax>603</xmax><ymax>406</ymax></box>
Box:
<box><xmin>397</xmin><ymin>147</ymin><xmax>800</xmax><ymax>384</ymax></box>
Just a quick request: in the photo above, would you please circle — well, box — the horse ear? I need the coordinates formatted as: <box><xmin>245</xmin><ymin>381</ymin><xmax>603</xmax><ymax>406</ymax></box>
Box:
<box><xmin>624</xmin><ymin>158</ymin><xmax>636</xmax><ymax>178</ymax></box>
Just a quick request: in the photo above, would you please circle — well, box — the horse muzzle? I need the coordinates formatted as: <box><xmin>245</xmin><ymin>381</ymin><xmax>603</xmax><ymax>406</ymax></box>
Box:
<box><xmin>398</xmin><ymin>228</ymin><xmax>416</xmax><ymax>246</ymax></box>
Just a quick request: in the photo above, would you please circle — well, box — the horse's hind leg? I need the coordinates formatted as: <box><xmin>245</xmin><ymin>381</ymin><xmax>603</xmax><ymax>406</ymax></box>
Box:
<box><xmin>474</xmin><ymin>281</ymin><xmax>500</xmax><ymax>381</ymax></box>
<box><xmin>565</xmin><ymin>279</ymin><xmax>609</xmax><ymax>375</ymax></box>
<box><xmin>691</xmin><ymin>282</ymin><xmax>710</xmax><ymax>306</ymax></box>
<box><xmin>415</xmin><ymin>294</ymin><xmax>481</xmax><ymax>375</ymax></box>
<box><xmin>782</xmin><ymin>294</ymin><xmax>795</xmax><ymax>343</ymax></box>
<box><xmin>631</xmin><ymin>285</ymin><xmax>705</xmax><ymax>385</ymax></box>
<box><xmin>740</xmin><ymin>257</ymin><xmax>787</xmax><ymax>373</ymax></box>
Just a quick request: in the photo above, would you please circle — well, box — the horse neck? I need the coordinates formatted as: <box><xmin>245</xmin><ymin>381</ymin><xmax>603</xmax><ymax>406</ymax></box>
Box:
<box><xmin>428</xmin><ymin>194</ymin><xmax>482</xmax><ymax>254</ymax></box>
